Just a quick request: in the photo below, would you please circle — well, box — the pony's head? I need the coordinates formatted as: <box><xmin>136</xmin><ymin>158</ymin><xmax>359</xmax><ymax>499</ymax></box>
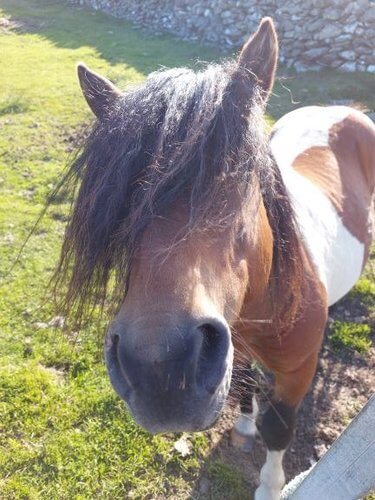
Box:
<box><xmin>54</xmin><ymin>18</ymin><xmax>302</xmax><ymax>432</ymax></box>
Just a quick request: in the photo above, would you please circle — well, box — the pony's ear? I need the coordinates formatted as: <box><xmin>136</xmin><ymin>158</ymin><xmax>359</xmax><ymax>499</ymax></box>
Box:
<box><xmin>77</xmin><ymin>63</ymin><xmax>121</xmax><ymax>119</ymax></box>
<box><xmin>238</xmin><ymin>17</ymin><xmax>278</xmax><ymax>99</ymax></box>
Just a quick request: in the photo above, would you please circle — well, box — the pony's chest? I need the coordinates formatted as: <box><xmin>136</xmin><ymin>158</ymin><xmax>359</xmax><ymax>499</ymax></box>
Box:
<box><xmin>270</xmin><ymin>106</ymin><xmax>365</xmax><ymax>306</ymax></box>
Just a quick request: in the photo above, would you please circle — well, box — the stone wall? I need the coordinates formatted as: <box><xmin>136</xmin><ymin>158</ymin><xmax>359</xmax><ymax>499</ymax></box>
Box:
<box><xmin>71</xmin><ymin>0</ymin><xmax>375</xmax><ymax>72</ymax></box>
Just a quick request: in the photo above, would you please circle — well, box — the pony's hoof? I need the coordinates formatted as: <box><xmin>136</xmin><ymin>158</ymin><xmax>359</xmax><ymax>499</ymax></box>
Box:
<box><xmin>230</xmin><ymin>427</ymin><xmax>255</xmax><ymax>453</ymax></box>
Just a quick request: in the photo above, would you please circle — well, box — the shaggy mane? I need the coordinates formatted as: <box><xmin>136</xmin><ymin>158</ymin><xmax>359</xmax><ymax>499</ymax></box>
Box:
<box><xmin>52</xmin><ymin>61</ymin><xmax>303</xmax><ymax>328</ymax></box>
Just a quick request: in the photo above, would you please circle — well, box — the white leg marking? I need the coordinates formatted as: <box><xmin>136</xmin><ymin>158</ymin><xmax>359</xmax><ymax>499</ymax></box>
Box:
<box><xmin>255</xmin><ymin>450</ymin><xmax>285</xmax><ymax>500</ymax></box>
<box><xmin>234</xmin><ymin>396</ymin><xmax>259</xmax><ymax>437</ymax></box>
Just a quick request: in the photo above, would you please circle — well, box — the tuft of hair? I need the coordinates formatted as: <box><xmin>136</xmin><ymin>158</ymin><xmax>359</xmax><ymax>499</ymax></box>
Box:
<box><xmin>51</xmin><ymin>61</ymin><xmax>303</xmax><ymax>329</ymax></box>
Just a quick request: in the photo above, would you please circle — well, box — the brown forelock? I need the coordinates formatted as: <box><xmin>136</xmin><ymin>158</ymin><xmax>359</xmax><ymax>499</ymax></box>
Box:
<box><xmin>292</xmin><ymin>111</ymin><xmax>375</xmax><ymax>261</ymax></box>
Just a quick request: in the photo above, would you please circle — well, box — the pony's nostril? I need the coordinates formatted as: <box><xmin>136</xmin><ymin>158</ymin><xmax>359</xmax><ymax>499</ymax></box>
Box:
<box><xmin>105</xmin><ymin>331</ymin><xmax>133</xmax><ymax>399</ymax></box>
<box><xmin>196</xmin><ymin>320</ymin><xmax>230</xmax><ymax>393</ymax></box>
<box><xmin>112</xmin><ymin>332</ymin><xmax>119</xmax><ymax>346</ymax></box>
<box><xmin>200</xmin><ymin>324</ymin><xmax>221</xmax><ymax>358</ymax></box>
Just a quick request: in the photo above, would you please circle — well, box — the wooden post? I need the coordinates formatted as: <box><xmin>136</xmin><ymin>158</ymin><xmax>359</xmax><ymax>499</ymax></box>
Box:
<box><xmin>287</xmin><ymin>394</ymin><xmax>375</xmax><ymax>499</ymax></box>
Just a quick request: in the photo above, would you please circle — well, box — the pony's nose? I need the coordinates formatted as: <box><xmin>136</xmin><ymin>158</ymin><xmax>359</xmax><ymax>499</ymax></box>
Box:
<box><xmin>106</xmin><ymin>317</ymin><xmax>231</xmax><ymax>396</ymax></box>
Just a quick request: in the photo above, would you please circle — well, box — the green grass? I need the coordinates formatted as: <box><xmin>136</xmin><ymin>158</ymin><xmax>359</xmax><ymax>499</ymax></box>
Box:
<box><xmin>328</xmin><ymin>275</ymin><xmax>375</xmax><ymax>354</ymax></box>
<box><xmin>349</xmin><ymin>277</ymin><xmax>375</xmax><ymax>307</ymax></box>
<box><xmin>328</xmin><ymin>321</ymin><xmax>372</xmax><ymax>354</ymax></box>
<box><xmin>206</xmin><ymin>462</ymin><xmax>248</xmax><ymax>499</ymax></box>
<box><xmin>0</xmin><ymin>0</ymin><xmax>374</xmax><ymax>497</ymax></box>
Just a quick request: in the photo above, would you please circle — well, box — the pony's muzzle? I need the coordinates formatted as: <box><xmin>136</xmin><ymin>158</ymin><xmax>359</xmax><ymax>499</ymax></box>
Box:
<box><xmin>105</xmin><ymin>317</ymin><xmax>233</xmax><ymax>433</ymax></box>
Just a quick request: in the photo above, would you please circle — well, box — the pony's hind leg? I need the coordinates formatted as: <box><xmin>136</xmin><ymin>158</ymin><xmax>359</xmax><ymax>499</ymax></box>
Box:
<box><xmin>231</xmin><ymin>395</ymin><xmax>259</xmax><ymax>451</ymax></box>
<box><xmin>230</xmin><ymin>364</ymin><xmax>259</xmax><ymax>452</ymax></box>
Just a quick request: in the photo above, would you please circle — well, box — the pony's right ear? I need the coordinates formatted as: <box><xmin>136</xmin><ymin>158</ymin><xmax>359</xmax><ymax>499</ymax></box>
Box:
<box><xmin>237</xmin><ymin>17</ymin><xmax>278</xmax><ymax>100</ymax></box>
<box><xmin>77</xmin><ymin>63</ymin><xmax>121</xmax><ymax>119</ymax></box>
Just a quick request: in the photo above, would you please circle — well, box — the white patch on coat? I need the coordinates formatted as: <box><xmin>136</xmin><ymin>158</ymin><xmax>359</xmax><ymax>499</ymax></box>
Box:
<box><xmin>255</xmin><ymin>450</ymin><xmax>285</xmax><ymax>500</ymax></box>
<box><xmin>270</xmin><ymin>106</ymin><xmax>365</xmax><ymax>306</ymax></box>
<box><xmin>234</xmin><ymin>396</ymin><xmax>259</xmax><ymax>436</ymax></box>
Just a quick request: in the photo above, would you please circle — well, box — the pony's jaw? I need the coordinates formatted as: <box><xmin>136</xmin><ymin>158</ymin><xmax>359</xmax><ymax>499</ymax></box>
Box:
<box><xmin>104</xmin><ymin>318</ymin><xmax>233</xmax><ymax>433</ymax></box>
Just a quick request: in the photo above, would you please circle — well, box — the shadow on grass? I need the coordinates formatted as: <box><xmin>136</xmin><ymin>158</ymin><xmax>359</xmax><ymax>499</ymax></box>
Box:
<box><xmin>1</xmin><ymin>0</ymin><xmax>220</xmax><ymax>78</ymax></box>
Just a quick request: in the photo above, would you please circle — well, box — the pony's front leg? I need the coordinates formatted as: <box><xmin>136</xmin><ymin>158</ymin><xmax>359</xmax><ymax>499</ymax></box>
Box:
<box><xmin>255</xmin><ymin>354</ymin><xmax>319</xmax><ymax>500</ymax></box>
<box><xmin>254</xmin><ymin>401</ymin><xmax>293</xmax><ymax>500</ymax></box>
<box><xmin>256</xmin><ymin>453</ymin><xmax>285</xmax><ymax>500</ymax></box>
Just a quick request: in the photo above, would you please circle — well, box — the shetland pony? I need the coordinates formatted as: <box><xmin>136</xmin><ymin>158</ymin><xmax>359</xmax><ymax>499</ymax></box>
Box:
<box><xmin>54</xmin><ymin>18</ymin><xmax>375</xmax><ymax>499</ymax></box>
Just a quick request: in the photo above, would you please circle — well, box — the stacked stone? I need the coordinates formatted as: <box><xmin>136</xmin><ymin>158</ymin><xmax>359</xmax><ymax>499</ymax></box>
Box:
<box><xmin>71</xmin><ymin>0</ymin><xmax>375</xmax><ymax>73</ymax></box>
<box><xmin>276</xmin><ymin>0</ymin><xmax>375</xmax><ymax>72</ymax></box>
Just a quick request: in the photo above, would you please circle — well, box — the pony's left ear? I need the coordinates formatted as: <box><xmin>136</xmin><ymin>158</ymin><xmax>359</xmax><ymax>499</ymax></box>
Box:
<box><xmin>77</xmin><ymin>63</ymin><xmax>121</xmax><ymax>119</ymax></box>
<box><xmin>238</xmin><ymin>17</ymin><xmax>278</xmax><ymax>100</ymax></box>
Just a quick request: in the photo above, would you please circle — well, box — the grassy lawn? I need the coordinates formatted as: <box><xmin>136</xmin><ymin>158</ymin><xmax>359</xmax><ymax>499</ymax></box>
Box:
<box><xmin>0</xmin><ymin>0</ymin><xmax>374</xmax><ymax>498</ymax></box>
